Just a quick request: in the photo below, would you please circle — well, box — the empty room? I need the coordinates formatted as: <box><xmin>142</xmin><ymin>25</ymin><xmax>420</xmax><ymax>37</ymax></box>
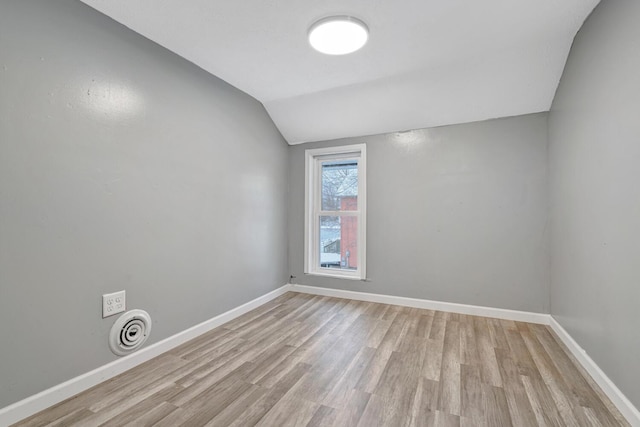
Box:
<box><xmin>1</xmin><ymin>0</ymin><xmax>638</xmax><ymax>425</ymax></box>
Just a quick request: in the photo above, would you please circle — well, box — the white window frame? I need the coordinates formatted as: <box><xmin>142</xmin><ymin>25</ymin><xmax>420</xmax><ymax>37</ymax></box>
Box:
<box><xmin>304</xmin><ymin>143</ymin><xmax>367</xmax><ymax>280</ymax></box>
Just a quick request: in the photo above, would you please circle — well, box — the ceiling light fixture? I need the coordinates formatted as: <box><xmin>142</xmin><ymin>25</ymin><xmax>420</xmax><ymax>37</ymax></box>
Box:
<box><xmin>308</xmin><ymin>16</ymin><xmax>369</xmax><ymax>55</ymax></box>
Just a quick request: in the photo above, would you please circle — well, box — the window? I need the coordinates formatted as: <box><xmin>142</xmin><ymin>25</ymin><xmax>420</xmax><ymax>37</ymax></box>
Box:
<box><xmin>305</xmin><ymin>144</ymin><xmax>366</xmax><ymax>280</ymax></box>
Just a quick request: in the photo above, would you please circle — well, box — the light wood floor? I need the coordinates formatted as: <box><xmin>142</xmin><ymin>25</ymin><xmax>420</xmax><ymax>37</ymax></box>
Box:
<box><xmin>15</xmin><ymin>292</ymin><xmax>628</xmax><ymax>426</ymax></box>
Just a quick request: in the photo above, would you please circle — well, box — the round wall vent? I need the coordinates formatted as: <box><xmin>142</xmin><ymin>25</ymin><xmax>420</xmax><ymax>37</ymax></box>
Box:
<box><xmin>109</xmin><ymin>309</ymin><xmax>152</xmax><ymax>356</ymax></box>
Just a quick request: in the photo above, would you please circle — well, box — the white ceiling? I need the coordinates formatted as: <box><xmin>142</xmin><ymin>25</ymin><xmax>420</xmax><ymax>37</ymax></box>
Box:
<box><xmin>80</xmin><ymin>0</ymin><xmax>599</xmax><ymax>144</ymax></box>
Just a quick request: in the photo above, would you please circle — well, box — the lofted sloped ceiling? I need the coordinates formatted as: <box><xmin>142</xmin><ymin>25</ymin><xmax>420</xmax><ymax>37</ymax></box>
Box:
<box><xmin>79</xmin><ymin>0</ymin><xmax>599</xmax><ymax>144</ymax></box>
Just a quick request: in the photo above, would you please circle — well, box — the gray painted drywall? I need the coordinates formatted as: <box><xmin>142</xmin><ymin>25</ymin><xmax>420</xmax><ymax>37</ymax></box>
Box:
<box><xmin>289</xmin><ymin>114</ymin><xmax>549</xmax><ymax>313</ymax></box>
<box><xmin>0</xmin><ymin>0</ymin><xmax>288</xmax><ymax>408</ymax></box>
<box><xmin>549</xmin><ymin>0</ymin><xmax>640</xmax><ymax>408</ymax></box>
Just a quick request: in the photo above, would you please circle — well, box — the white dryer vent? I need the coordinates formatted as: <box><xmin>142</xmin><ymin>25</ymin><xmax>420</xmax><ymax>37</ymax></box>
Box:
<box><xmin>109</xmin><ymin>309</ymin><xmax>152</xmax><ymax>356</ymax></box>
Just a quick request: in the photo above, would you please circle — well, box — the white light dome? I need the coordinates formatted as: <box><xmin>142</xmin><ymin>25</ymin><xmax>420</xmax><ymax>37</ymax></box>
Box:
<box><xmin>308</xmin><ymin>16</ymin><xmax>369</xmax><ymax>55</ymax></box>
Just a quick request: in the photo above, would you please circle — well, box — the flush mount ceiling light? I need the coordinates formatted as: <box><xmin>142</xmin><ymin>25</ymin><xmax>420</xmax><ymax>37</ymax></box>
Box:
<box><xmin>308</xmin><ymin>16</ymin><xmax>369</xmax><ymax>55</ymax></box>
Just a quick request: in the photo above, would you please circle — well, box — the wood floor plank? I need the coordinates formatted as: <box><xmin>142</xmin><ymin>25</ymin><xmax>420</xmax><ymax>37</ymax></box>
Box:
<box><xmin>167</xmin><ymin>326</ymin><xmax>235</xmax><ymax>359</ymax></box>
<box><xmin>415</xmin><ymin>314</ymin><xmax>434</xmax><ymax>339</ymax></box>
<box><xmin>322</xmin><ymin>346</ymin><xmax>376</xmax><ymax>409</ymax></box>
<box><xmin>254</xmin><ymin>394</ymin><xmax>319</xmax><ymax>427</ymax></box>
<box><xmin>172</xmin><ymin>342</ymin><xmax>251</xmax><ymax>392</ymax></box>
<box><xmin>410</xmin><ymin>377</ymin><xmax>440</xmax><ymax>425</ymax></box>
<box><xmin>285</xmin><ymin>311</ymin><xmax>338</xmax><ymax>347</ymax></box>
<box><xmin>363</xmin><ymin>302</ymin><xmax>391</xmax><ymax>320</ymax></box>
<box><xmin>43</xmin><ymin>408</ymin><xmax>93</xmax><ymax>427</ymax></box>
<box><xmin>433</xmin><ymin>411</ymin><xmax>461</xmax><ymax>427</ymax></box>
<box><xmin>374</xmin><ymin>350</ymin><xmax>421</xmax><ymax>399</ymax></box>
<box><xmin>437</xmin><ymin>319</ymin><xmax>461</xmax><ymax>416</ymax></box>
<box><xmin>380</xmin><ymin>303</ymin><xmax>404</xmax><ymax>322</ymax></box>
<box><xmin>366</xmin><ymin>350</ymin><xmax>423</xmax><ymax>426</ymax></box>
<box><xmin>122</xmin><ymin>402</ymin><xmax>178</xmax><ymax>427</ymax></box>
<box><xmin>504</xmin><ymin>326</ymin><xmax>537</xmax><ymax>373</ymax></box>
<box><xmin>282</xmin><ymin>320</ymin><xmax>343</xmax><ymax>370</ymax></box>
<box><xmin>474</xmin><ymin>317</ymin><xmax>503</xmax><ymax>387</ymax></box>
<box><xmin>327</xmin><ymin>300</ymin><xmax>371</xmax><ymax>336</ymax></box>
<box><xmin>353</xmin><ymin>346</ymin><xmax>394</xmax><ymax>394</ymax></box>
<box><xmin>97</xmin><ymin>384</ymin><xmax>183</xmax><ymax>427</ymax></box>
<box><xmin>460</xmin><ymin>320</ymin><xmax>480</xmax><ymax>366</ymax></box>
<box><xmin>356</xmin><ymin>393</ymin><xmax>391</xmax><ymax>427</ymax></box>
<box><xmin>494</xmin><ymin>348</ymin><xmax>536</xmax><ymax>427</ymax></box>
<box><xmin>460</xmin><ymin>364</ymin><xmax>483</xmax><ymax>420</ymax></box>
<box><xmin>175</xmin><ymin>338</ymin><xmax>249</xmax><ymax>387</ymax></box>
<box><xmin>81</xmin><ymin>382</ymin><xmax>183</xmax><ymax>427</ymax></box>
<box><xmin>149</xmin><ymin>407</ymin><xmax>189</xmax><ymax>427</ymax></box>
<box><xmin>305</xmin><ymin>405</ymin><xmax>336</xmax><ymax>427</ymax></box>
<box><xmin>16</xmin><ymin>401</ymin><xmax>87</xmax><ymax>427</ymax></box>
<box><xmin>429</xmin><ymin>311</ymin><xmax>447</xmax><ymax>341</ymax></box>
<box><xmin>341</xmin><ymin>315</ymin><xmax>382</xmax><ymax>347</ymax></box>
<box><xmin>241</xmin><ymin>344</ymin><xmax>298</xmax><ymax>384</ymax></box>
<box><xmin>520</xmin><ymin>373</ymin><xmax>566</xmax><ymax>427</ymax></box>
<box><xmin>482</xmin><ymin>384</ymin><xmax>513</xmax><ymax>427</ymax></box>
<box><xmin>169</xmin><ymin>360</ymin><xmax>253</xmax><ymax>408</ymax></box>
<box><xmin>225</xmin><ymin>304</ymin><xmax>289</xmax><ymax>336</ymax></box>
<box><xmin>289</xmin><ymin>296</ymin><xmax>331</xmax><ymax>323</ymax></box>
<box><xmin>422</xmin><ymin>338</ymin><xmax>445</xmax><ymax>381</ymax></box>
<box><xmin>13</xmin><ymin>292</ymin><xmax>629</xmax><ymax>427</ymax></box>
<box><xmin>202</xmin><ymin>384</ymin><xmax>268</xmax><ymax>427</ymax></box>
<box><xmin>289</xmin><ymin>336</ymin><xmax>364</xmax><ymax>403</ymax></box>
<box><xmin>227</xmin><ymin>362</ymin><xmax>310</xmax><ymax>427</ymax></box>
<box><xmin>365</xmin><ymin>318</ymin><xmax>394</xmax><ymax>349</ymax></box>
<box><xmin>173</xmin><ymin>374</ymin><xmax>256</xmax><ymax>425</ymax></box>
<box><xmin>330</xmin><ymin>389</ymin><xmax>371</xmax><ymax>427</ymax></box>
<box><xmin>179</xmin><ymin>381</ymin><xmax>259</xmax><ymax>426</ymax></box>
<box><xmin>255</xmin><ymin>353</ymin><xmax>316</xmax><ymax>389</ymax></box>
<box><xmin>488</xmin><ymin>318</ymin><xmax>510</xmax><ymax>350</ymax></box>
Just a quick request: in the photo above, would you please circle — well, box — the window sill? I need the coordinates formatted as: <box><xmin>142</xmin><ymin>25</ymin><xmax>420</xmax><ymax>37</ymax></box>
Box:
<box><xmin>305</xmin><ymin>271</ymin><xmax>364</xmax><ymax>281</ymax></box>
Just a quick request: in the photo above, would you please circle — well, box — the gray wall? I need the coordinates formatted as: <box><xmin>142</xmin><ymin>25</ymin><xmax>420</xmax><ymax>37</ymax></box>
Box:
<box><xmin>0</xmin><ymin>0</ymin><xmax>288</xmax><ymax>407</ymax></box>
<box><xmin>289</xmin><ymin>113</ymin><xmax>549</xmax><ymax>313</ymax></box>
<box><xmin>549</xmin><ymin>0</ymin><xmax>640</xmax><ymax>408</ymax></box>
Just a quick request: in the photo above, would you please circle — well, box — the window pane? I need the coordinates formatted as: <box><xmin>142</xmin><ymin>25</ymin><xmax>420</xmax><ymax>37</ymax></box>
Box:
<box><xmin>319</xmin><ymin>215</ymin><xmax>358</xmax><ymax>270</ymax></box>
<box><xmin>321</xmin><ymin>160</ymin><xmax>358</xmax><ymax>211</ymax></box>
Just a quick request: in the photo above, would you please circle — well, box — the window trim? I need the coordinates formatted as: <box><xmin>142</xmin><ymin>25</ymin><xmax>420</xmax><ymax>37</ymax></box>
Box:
<box><xmin>304</xmin><ymin>143</ymin><xmax>367</xmax><ymax>280</ymax></box>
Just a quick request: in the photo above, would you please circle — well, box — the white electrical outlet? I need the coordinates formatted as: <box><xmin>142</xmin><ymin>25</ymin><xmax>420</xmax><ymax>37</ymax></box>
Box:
<box><xmin>102</xmin><ymin>290</ymin><xmax>126</xmax><ymax>318</ymax></box>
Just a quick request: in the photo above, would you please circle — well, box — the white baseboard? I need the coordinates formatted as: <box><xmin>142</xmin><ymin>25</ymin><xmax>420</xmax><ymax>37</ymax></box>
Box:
<box><xmin>0</xmin><ymin>284</ymin><xmax>292</xmax><ymax>427</ymax></box>
<box><xmin>288</xmin><ymin>284</ymin><xmax>550</xmax><ymax>324</ymax></box>
<box><xmin>549</xmin><ymin>317</ymin><xmax>640</xmax><ymax>426</ymax></box>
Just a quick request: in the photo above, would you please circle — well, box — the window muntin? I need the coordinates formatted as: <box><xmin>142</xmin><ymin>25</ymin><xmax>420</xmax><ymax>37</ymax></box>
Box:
<box><xmin>305</xmin><ymin>144</ymin><xmax>366</xmax><ymax>280</ymax></box>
